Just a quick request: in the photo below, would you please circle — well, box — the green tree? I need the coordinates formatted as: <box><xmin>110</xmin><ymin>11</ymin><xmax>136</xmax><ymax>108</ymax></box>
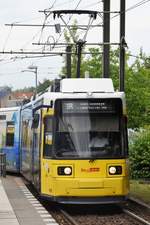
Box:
<box><xmin>82</xmin><ymin>48</ymin><xmax>121</xmax><ymax>89</ymax></box>
<box><xmin>37</xmin><ymin>79</ymin><xmax>52</xmax><ymax>93</ymax></box>
<box><xmin>82</xmin><ymin>48</ymin><xmax>102</xmax><ymax>78</ymax></box>
<box><xmin>125</xmin><ymin>53</ymin><xmax>150</xmax><ymax>128</ymax></box>
<box><xmin>76</xmin><ymin>48</ymin><xmax>150</xmax><ymax>128</ymax></box>
<box><xmin>129</xmin><ymin>128</ymin><xmax>150</xmax><ymax>179</ymax></box>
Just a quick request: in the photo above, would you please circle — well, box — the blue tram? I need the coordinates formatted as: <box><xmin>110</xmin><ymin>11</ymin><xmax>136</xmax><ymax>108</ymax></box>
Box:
<box><xmin>0</xmin><ymin>107</ymin><xmax>21</xmax><ymax>172</ymax></box>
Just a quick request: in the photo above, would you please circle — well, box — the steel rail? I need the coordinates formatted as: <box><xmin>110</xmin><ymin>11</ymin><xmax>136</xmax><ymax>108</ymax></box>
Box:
<box><xmin>128</xmin><ymin>197</ymin><xmax>150</xmax><ymax>210</ymax></box>
<box><xmin>123</xmin><ymin>209</ymin><xmax>150</xmax><ymax>225</ymax></box>
<box><xmin>60</xmin><ymin>209</ymin><xmax>79</xmax><ymax>225</ymax></box>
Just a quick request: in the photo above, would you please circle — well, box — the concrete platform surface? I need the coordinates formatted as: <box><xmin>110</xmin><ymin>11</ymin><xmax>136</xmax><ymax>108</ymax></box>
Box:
<box><xmin>0</xmin><ymin>176</ymin><xmax>59</xmax><ymax>225</ymax></box>
<box><xmin>0</xmin><ymin>178</ymin><xmax>19</xmax><ymax>225</ymax></box>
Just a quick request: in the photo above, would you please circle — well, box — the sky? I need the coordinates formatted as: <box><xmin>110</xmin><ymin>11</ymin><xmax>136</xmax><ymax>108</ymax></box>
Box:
<box><xmin>0</xmin><ymin>0</ymin><xmax>150</xmax><ymax>90</ymax></box>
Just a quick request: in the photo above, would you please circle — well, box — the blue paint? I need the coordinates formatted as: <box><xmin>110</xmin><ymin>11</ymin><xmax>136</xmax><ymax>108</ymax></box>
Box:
<box><xmin>1</xmin><ymin>108</ymin><xmax>21</xmax><ymax>172</ymax></box>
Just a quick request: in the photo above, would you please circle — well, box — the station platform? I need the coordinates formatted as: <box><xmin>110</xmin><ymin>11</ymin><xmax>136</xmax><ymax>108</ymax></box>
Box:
<box><xmin>0</xmin><ymin>176</ymin><xmax>58</xmax><ymax>225</ymax></box>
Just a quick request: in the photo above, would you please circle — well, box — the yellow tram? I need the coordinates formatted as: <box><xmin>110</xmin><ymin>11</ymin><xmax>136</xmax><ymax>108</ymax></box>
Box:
<box><xmin>20</xmin><ymin>78</ymin><xmax>129</xmax><ymax>204</ymax></box>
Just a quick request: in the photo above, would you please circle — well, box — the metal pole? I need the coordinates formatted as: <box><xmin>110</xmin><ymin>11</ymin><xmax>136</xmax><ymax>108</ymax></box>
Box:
<box><xmin>66</xmin><ymin>45</ymin><xmax>72</xmax><ymax>78</ymax></box>
<box><xmin>102</xmin><ymin>0</ymin><xmax>110</xmax><ymax>78</ymax></box>
<box><xmin>28</xmin><ymin>66</ymin><xmax>38</xmax><ymax>95</ymax></box>
<box><xmin>0</xmin><ymin>153</ymin><xmax>1</xmax><ymax>176</ymax></box>
<box><xmin>35</xmin><ymin>67</ymin><xmax>38</xmax><ymax>95</ymax></box>
<box><xmin>119</xmin><ymin>0</ymin><xmax>126</xmax><ymax>91</ymax></box>
<box><xmin>76</xmin><ymin>41</ymin><xmax>84</xmax><ymax>78</ymax></box>
<box><xmin>3</xmin><ymin>153</ymin><xmax>6</xmax><ymax>177</ymax></box>
<box><xmin>0</xmin><ymin>153</ymin><xmax>6</xmax><ymax>177</ymax></box>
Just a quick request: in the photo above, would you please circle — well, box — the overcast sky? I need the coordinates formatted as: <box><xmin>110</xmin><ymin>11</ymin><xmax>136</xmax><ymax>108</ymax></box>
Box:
<box><xmin>0</xmin><ymin>0</ymin><xmax>150</xmax><ymax>90</ymax></box>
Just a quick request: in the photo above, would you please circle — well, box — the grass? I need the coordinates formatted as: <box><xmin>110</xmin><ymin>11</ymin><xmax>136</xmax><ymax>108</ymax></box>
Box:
<box><xmin>130</xmin><ymin>180</ymin><xmax>150</xmax><ymax>204</ymax></box>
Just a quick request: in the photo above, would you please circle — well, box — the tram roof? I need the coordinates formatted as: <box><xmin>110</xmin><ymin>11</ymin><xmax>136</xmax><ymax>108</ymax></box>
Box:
<box><xmin>35</xmin><ymin>78</ymin><xmax>125</xmax><ymax>104</ymax></box>
<box><xmin>60</xmin><ymin>78</ymin><xmax>114</xmax><ymax>93</ymax></box>
<box><xmin>21</xmin><ymin>78</ymin><xmax>126</xmax><ymax>111</ymax></box>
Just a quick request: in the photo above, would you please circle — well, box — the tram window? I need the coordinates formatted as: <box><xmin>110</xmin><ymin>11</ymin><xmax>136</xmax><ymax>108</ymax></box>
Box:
<box><xmin>6</xmin><ymin>121</ymin><xmax>15</xmax><ymax>147</ymax></box>
<box><xmin>122</xmin><ymin>116</ymin><xmax>128</xmax><ymax>156</ymax></box>
<box><xmin>43</xmin><ymin>117</ymin><xmax>53</xmax><ymax>157</ymax></box>
<box><xmin>32</xmin><ymin>114</ymin><xmax>39</xmax><ymax>129</ymax></box>
<box><xmin>0</xmin><ymin>115</ymin><xmax>6</xmax><ymax>120</ymax></box>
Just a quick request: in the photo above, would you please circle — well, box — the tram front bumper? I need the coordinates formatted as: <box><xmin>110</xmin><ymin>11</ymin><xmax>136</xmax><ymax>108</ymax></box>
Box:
<box><xmin>48</xmin><ymin>177</ymin><xmax>129</xmax><ymax>198</ymax></box>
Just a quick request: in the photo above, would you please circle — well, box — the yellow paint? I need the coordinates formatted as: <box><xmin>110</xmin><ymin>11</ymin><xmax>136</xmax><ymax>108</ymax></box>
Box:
<box><xmin>41</xmin><ymin>108</ymin><xmax>54</xmax><ymax>194</ymax></box>
<box><xmin>40</xmin><ymin>108</ymin><xmax>129</xmax><ymax>199</ymax></box>
<box><xmin>41</xmin><ymin>158</ymin><xmax>129</xmax><ymax>197</ymax></box>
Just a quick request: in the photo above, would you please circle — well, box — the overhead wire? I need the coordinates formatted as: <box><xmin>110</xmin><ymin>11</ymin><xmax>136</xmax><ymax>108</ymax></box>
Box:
<box><xmin>2</xmin><ymin>25</ymin><xmax>13</xmax><ymax>51</ymax></box>
<box><xmin>2</xmin><ymin>0</ymin><xmax>101</xmax><ymax>58</ymax></box>
<box><xmin>49</xmin><ymin>0</ymin><xmax>57</xmax><ymax>9</ymax></box>
<box><xmin>2</xmin><ymin>0</ymin><xmax>58</xmax><ymax>57</ymax></box>
<box><xmin>1</xmin><ymin>0</ymin><xmax>150</xmax><ymax>65</ymax></box>
<box><xmin>76</xmin><ymin>0</ymin><xmax>150</xmax><ymax>50</ymax></box>
<box><xmin>41</xmin><ymin>0</ymin><xmax>83</xmax><ymax>52</ymax></box>
<box><xmin>83</xmin><ymin>1</ymin><xmax>102</xmax><ymax>9</ymax></box>
<box><xmin>126</xmin><ymin>0</ymin><xmax>150</xmax><ymax>12</ymax></box>
<box><xmin>36</xmin><ymin>0</ymin><xmax>60</xmax><ymax>55</ymax></box>
<box><xmin>20</xmin><ymin>29</ymin><xmax>44</xmax><ymax>50</ymax></box>
<box><xmin>52</xmin><ymin>0</ymin><xmax>75</xmax><ymax>8</ymax></box>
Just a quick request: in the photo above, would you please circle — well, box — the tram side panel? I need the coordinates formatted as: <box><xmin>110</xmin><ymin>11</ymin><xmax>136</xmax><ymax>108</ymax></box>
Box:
<box><xmin>20</xmin><ymin>105</ymin><xmax>42</xmax><ymax>191</ymax></box>
<box><xmin>32</xmin><ymin>108</ymin><xmax>42</xmax><ymax>192</ymax></box>
<box><xmin>20</xmin><ymin>106</ymin><xmax>33</xmax><ymax>181</ymax></box>
<box><xmin>0</xmin><ymin>108</ymin><xmax>20</xmax><ymax>172</ymax></box>
<box><xmin>40</xmin><ymin>108</ymin><xmax>54</xmax><ymax>196</ymax></box>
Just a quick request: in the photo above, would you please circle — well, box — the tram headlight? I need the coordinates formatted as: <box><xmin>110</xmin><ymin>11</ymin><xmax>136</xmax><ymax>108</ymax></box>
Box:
<box><xmin>57</xmin><ymin>166</ymin><xmax>72</xmax><ymax>176</ymax></box>
<box><xmin>109</xmin><ymin>166</ymin><xmax>122</xmax><ymax>175</ymax></box>
<box><xmin>109</xmin><ymin>166</ymin><xmax>116</xmax><ymax>174</ymax></box>
<box><xmin>64</xmin><ymin>167</ymin><xmax>72</xmax><ymax>175</ymax></box>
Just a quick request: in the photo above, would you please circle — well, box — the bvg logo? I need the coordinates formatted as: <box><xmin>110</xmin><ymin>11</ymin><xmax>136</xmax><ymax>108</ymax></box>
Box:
<box><xmin>81</xmin><ymin>168</ymin><xmax>100</xmax><ymax>172</ymax></box>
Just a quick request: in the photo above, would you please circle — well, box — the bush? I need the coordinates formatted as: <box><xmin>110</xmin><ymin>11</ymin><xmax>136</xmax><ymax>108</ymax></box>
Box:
<box><xmin>129</xmin><ymin>128</ymin><xmax>150</xmax><ymax>179</ymax></box>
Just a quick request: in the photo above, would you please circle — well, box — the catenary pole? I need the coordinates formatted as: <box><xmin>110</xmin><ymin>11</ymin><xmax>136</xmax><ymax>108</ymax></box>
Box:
<box><xmin>119</xmin><ymin>0</ymin><xmax>126</xmax><ymax>91</ymax></box>
<box><xmin>66</xmin><ymin>45</ymin><xmax>72</xmax><ymax>78</ymax></box>
<box><xmin>102</xmin><ymin>0</ymin><xmax>110</xmax><ymax>78</ymax></box>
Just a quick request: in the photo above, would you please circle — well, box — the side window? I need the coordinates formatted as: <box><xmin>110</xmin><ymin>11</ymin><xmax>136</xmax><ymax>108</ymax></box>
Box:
<box><xmin>121</xmin><ymin>116</ymin><xmax>128</xmax><ymax>157</ymax></box>
<box><xmin>32</xmin><ymin>113</ymin><xmax>39</xmax><ymax>129</ymax></box>
<box><xmin>22</xmin><ymin>120</ymin><xmax>29</xmax><ymax>148</ymax></box>
<box><xmin>43</xmin><ymin>116</ymin><xmax>53</xmax><ymax>158</ymax></box>
<box><xmin>6</xmin><ymin>121</ymin><xmax>15</xmax><ymax>147</ymax></box>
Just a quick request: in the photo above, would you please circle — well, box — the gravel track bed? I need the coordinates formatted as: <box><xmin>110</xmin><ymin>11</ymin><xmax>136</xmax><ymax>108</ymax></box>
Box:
<box><xmin>61</xmin><ymin>205</ymin><xmax>144</xmax><ymax>225</ymax></box>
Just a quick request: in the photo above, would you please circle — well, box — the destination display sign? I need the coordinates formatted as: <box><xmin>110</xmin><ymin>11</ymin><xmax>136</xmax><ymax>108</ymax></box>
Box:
<box><xmin>62</xmin><ymin>100</ymin><xmax>117</xmax><ymax>114</ymax></box>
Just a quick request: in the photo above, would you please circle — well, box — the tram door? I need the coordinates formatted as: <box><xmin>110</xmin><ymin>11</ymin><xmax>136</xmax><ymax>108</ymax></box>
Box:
<box><xmin>41</xmin><ymin>109</ymin><xmax>54</xmax><ymax>195</ymax></box>
<box><xmin>32</xmin><ymin>111</ymin><xmax>41</xmax><ymax>191</ymax></box>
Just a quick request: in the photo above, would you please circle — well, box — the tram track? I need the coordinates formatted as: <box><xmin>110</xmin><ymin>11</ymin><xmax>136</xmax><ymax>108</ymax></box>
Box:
<box><xmin>59</xmin><ymin>205</ymin><xmax>150</xmax><ymax>225</ymax></box>
<box><xmin>124</xmin><ymin>197</ymin><xmax>150</xmax><ymax>224</ymax></box>
<box><xmin>123</xmin><ymin>209</ymin><xmax>150</xmax><ymax>225</ymax></box>
<box><xmin>58</xmin><ymin>205</ymin><xmax>148</xmax><ymax>225</ymax></box>
<box><xmin>22</xmin><ymin>177</ymin><xmax>150</xmax><ymax>225</ymax></box>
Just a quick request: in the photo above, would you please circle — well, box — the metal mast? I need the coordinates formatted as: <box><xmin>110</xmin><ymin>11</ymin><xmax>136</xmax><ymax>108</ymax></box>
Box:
<box><xmin>66</xmin><ymin>45</ymin><xmax>72</xmax><ymax>78</ymax></box>
<box><xmin>102</xmin><ymin>0</ymin><xmax>110</xmax><ymax>78</ymax></box>
<box><xmin>119</xmin><ymin>0</ymin><xmax>126</xmax><ymax>91</ymax></box>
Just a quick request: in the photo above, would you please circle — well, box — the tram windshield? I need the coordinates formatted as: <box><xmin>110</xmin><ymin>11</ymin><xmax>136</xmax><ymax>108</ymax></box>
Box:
<box><xmin>54</xmin><ymin>99</ymin><xmax>127</xmax><ymax>159</ymax></box>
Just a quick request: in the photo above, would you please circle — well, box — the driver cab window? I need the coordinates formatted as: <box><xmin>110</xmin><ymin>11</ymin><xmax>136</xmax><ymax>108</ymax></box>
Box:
<box><xmin>43</xmin><ymin>116</ymin><xmax>53</xmax><ymax>157</ymax></box>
